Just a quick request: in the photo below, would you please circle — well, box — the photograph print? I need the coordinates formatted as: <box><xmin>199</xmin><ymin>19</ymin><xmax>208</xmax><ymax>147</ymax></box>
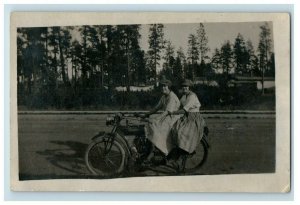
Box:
<box><xmin>11</xmin><ymin>12</ymin><xmax>290</xmax><ymax>192</ymax></box>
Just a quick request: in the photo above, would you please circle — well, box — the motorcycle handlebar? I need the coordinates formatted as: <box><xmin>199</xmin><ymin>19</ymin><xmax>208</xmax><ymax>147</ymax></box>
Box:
<box><xmin>106</xmin><ymin>113</ymin><xmax>149</xmax><ymax>125</ymax></box>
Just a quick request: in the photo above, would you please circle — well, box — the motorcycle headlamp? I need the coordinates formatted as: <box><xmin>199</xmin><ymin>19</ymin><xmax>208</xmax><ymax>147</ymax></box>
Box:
<box><xmin>106</xmin><ymin>116</ymin><xmax>115</xmax><ymax>126</ymax></box>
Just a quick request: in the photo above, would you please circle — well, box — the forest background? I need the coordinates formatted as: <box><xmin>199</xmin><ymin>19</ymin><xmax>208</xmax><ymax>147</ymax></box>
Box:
<box><xmin>16</xmin><ymin>22</ymin><xmax>275</xmax><ymax>110</ymax></box>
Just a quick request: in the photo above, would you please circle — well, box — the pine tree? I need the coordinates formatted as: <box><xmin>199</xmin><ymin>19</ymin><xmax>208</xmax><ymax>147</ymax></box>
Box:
<box><xmin>79</xmin><ymin>26</ymin><xmax>89</xmax><ymax>85</ymax></box>
<box><xmin>19</xmin><ymin>28</ymin><xmax>47</xmax><ymax>94</ymax></box>
<box><xmin>187</xmin><ymin>34</ymin><xmax>199</xmax><ymax>80</ymax></box>
<box><xmin>162</xmin><ymin>40</ymin><xmax>175</xmax><ymax>80</ymax></box>
<box><xmin>220</xmin><ymin>40</ymin><xmax>234</xmax><ymax>78</ymax></box>
<box><xmin>246</xmin><ymin>39</ymin><xmax>259</xmax><ymax>77</ymax></box>
<box><xmin>70</xmin><ymin>40</ymin><xmax>82</xmax><ymax>88</ymax></box>
<box><xmin>257</xmin><ymin>22</ymin><xmax>272</xmax><ymax>94</ymax></box>
<box><xmin>55</xmin><ymin>27</ymin><xmax>71</xmax><ymax>86</ymax></box>
<box><xmin>176</xmin><ymin>47</ymin><xmax>186</xmax><ymax>80</ymax></box>
<box><xmin>148</xmin><ymin>24</ymin><xmax>165</xmax><ymax>86</ymax></box>
<box><xmin>196</xmin><ymin>23</ymin><xmax>210</xmax><ymax>62</ymax></box>
<box><xmin>211</xmin><ymin>48</ymin><xmax>222</xmax><ymax>73</ymax></box>
<box><xmin>233</xmin><ymin>33</ymin><xmax>248</xmax><ymax>75</ymax></box>
<box><xmin>122</xmin><ymin>24</ymin><xmax>142</xmax><ymax>89</ymax></box>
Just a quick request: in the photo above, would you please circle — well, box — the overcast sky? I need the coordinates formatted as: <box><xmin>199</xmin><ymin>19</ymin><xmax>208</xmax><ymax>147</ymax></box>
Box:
<box><xmin>69</xmin><ymin>21</ymin><xmax>273</xmax><ymax>72</ymax></box>
<box><xmin>139</xmin><ymin>21</ymin><xmax>273</xmax><ymax>59</ymax></box>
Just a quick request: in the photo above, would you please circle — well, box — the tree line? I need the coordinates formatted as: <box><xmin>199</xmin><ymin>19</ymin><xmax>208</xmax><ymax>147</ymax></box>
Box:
<box><xmin>17</xmin><ymin>22</ymin><xmax>275</xmax><ymax>110</ymax></box>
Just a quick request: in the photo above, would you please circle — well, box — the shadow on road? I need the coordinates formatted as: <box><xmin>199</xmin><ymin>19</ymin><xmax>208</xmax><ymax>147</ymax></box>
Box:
<box><xmin>36</xmin><ymin>140</ymin><xmax>88</xmax><ymax>175</ymax></box>
<box><xmin>21</xmin><ymin>139</ymin><xmax>200</xmax><ymax>180</ymax></box>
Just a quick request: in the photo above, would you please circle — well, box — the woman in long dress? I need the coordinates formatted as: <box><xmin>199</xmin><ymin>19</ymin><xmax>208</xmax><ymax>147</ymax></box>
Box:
<box><xmin>142</xmin><ymin>79</ymin><xmax>181</xmax><ymax>161</ymax></box>
<box><xmin>170</xmin><ymin>79</ymin><xmax>206</xmax><ymax>155</ymax></box>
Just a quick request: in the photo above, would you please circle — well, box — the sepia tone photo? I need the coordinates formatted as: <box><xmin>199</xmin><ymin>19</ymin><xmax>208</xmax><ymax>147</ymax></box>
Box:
<box><xmin>10</xmin><ymin>12</ymin><xmax>290</xmax><ymax>192</ymax></box>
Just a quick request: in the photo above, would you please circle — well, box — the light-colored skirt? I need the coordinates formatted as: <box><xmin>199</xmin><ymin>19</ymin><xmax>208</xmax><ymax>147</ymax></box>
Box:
<box><xmin>172</xmin><ymin>112</ymin><xmax>206</xmax><ymax>154</ymax></box>
<box><xmin>145</xmin><ymin>114</ymin><xmax>181</xmax><ymax>155</ymax></box>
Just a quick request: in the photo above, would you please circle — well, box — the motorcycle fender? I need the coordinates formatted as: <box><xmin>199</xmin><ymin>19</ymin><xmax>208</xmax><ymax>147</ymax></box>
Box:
<box><xmin>91</xmin><ymin>131</ymin><xmax>106</xmax><ymax>141</ymax></box>
<box><xmin>202</xmin><ymin>135</ymin><xmax>210</xmax><ymax>149</ymax></box>
<box><xmin>90</xmin><ymin>132</ymin><xmax>131</xmax><ymax>162</ymax></box>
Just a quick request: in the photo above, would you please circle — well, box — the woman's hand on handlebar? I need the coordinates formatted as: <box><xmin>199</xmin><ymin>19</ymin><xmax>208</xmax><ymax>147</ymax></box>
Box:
<box><xmin>134</xmin><ymin>113</ymin><xmax>149</xmax><ymax>119</ymax></box>
<box><xmin>141</xmin><ymin>113</ymin><xmax>150</xmax><ymax>119</ymax></box>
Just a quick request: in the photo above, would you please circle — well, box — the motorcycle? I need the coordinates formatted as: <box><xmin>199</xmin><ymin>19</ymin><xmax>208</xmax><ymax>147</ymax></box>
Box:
<box><xmin>85</xmin><ymin>113</ymin><xmax>209</xmax><ymax>177</ymax></box>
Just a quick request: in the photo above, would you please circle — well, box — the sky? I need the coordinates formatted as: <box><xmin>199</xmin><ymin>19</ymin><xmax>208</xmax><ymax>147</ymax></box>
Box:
<box><xmin>139</xmin><ymin>21</ymin><xmax>274</xmax><ymax>59</ymax></box>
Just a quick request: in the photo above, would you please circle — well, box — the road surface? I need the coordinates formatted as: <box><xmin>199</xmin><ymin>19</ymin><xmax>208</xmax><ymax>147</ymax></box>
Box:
<box><xmin>17</xmin><ymin>114</ymin><xmax>275</xmax><ymax>180</ymax></box>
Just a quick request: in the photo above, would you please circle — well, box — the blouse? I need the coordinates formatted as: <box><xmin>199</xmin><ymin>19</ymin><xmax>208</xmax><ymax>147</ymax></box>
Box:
<box><xmin>180</xmin><ymin>91</ymin><xmax>201</xmax><ymax>112</ymax></box>
<box><xmin>155</xmin><ymin>91</ymin><xmax>180</xmax><ymax>112</ymax></box>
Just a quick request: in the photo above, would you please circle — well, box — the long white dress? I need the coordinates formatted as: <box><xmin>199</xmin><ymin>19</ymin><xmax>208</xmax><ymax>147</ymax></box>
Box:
<box><xmin>144</xmin><ymin>91</ymin><xmax>181</xmax><ymax>155</ymax></box>
<box><xmin>172</xmin><ymin>91</ymin><xmax>206</xmax><ymax>153</ymax></box>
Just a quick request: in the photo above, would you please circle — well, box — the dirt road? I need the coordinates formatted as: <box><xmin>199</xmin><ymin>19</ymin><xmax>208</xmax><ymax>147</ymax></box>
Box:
<box><xmin>17</xmin><ymin>114</ymin><xmax>275</xmax><ymax>180</ymax></box>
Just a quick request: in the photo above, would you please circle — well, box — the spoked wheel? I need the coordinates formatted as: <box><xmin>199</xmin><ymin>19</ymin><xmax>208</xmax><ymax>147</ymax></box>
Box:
<box><xmin>183</xmin><ymin>138</ymin><xmax>208</xmax><ymax>173</ymax></box>
<box><xmin>85</xmin><ymin>135</ymin><xmax>128</xmax><ymax>177</ymax></box>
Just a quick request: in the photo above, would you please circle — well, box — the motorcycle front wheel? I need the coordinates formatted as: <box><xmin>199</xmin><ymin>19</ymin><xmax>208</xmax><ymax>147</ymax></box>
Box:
<box><xmin>85</xmin><ymin>134</ymin><xmax>128</xmax><ymax>177</ymax></box>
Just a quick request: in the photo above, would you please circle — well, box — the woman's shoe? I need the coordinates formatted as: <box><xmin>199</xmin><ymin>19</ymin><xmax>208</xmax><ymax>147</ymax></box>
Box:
<box><xmin>174</xmin><ymin>154</ymin><xmax>187</xmax><ymax>174</ymax></box>
<box><xmin>140</xmin><ymin>159</ymin><xmax>152</xmax><ymax>167</ymax></box>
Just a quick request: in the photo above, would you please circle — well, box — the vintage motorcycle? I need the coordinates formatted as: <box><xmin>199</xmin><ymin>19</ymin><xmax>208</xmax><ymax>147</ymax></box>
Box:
<box><xmin>85</xmin><ymin>113</ymin><xmax>209</xmax><ymax>177</ymax></box>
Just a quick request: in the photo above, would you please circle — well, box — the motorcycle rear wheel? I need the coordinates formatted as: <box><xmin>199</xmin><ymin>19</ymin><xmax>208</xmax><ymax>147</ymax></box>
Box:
<box><xmin>183</xmin><ymin>138</ymin><xmax>208</xmax><ymax>173</ymax></box>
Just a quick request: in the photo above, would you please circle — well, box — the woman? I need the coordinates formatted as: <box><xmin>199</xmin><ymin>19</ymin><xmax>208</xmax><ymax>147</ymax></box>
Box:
<box><xmin>170</xmin><ymin>79</ymin><xmax>206</xmax><ymax>155</ymax></box>
<box><xmin>142</xmin><ymin>79</ymin><xmax>181</xmax><ymax>160</ymax></box>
